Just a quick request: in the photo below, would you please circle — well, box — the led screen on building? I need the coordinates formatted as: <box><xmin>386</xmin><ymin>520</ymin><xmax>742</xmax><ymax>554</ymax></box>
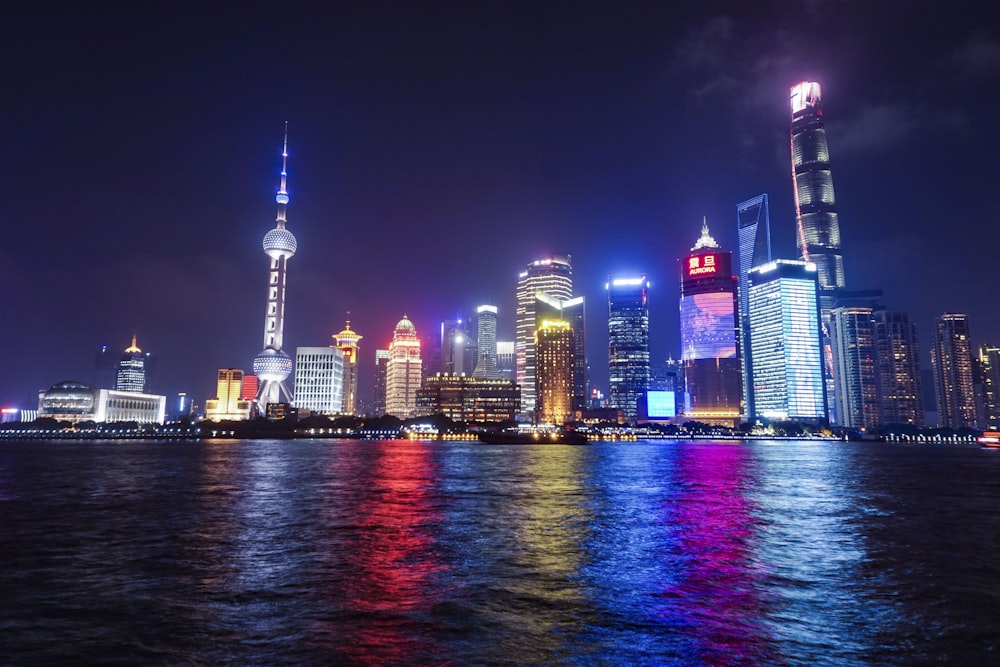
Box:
<box><xmin>680</xmin><ymin>292</ymin><xmax>737</xmax><ymax>361</ymax></box>
<box><xmin>646</xmin><ymin>390</ymin><xmax>676</xmax><ymax>418</ymax></box>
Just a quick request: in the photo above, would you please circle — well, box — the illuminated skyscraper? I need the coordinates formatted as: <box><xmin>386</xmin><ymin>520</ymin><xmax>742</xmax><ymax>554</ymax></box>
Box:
<box><xmin>979</xmin><ymin>344</ymin><xmax>1000</xmax><ymax>430</ymax></box>
<box><xmin>829</xmin><ymin>306</ymin><xmax>879</xmax><ymax>429</ymax></box>
<box><xmin>679</xmin><ymin>221</ymin><xmax>742</xmax><ymax>425</ymax></box>
<box><xmin>440</xmin><ymin>317</ymin><xmax>474</xmax><ymax>376</ymax></box>
<box><xmin>333</xmin><ymin>320</ymin><xmax>363</xmax><ymax>414</ymax></box>
<box><xmin>736</xmin><ymin>194</ymin><xmax>772</xmax><ymax>419</ymax></box>
<box><xmin>472</xmin><ymin>305</ymin><xmax>500</xmax><ymax>379</ymax></box>
<box><xmin>253</xmin><ymin>124</ymin><xmax>297</xmax><ymax>413</ymax></box>
<box><xmin>536</xmin><ymin>293</ymin><xmax>586</xmax><ymax>414</ymax></box>
<box><xmin>115</xmin><ymin>335</ymin><xmax>147</xmax><ymax>393</ymax></box>
<box><xmin>874</xmin><ymin>311</ymin><xmax>923</xmax><ymax>427</ymax></box>
<box><xmin>373</xmin><ymin>349</ymin><xmax>390</xmax><ymax>416</ymax></box>
<box><xmin>536</xmin><ymin>319</ymin><xmax>574</xmax><ymax>425</ymax></box>
<box><xmin>516</xmin><ymin>255</ymin><xmax>573</xmax><ymax>415</ymax></box>
<box><xmin>293</xmin><ymin>347</ymin><xmax>344</xmax><ymax>415</ymax></box>
<box><xmin>205</xmin><ymin>369</ymin><xmax>252</xmax><ymax>421</ymax></box>
<box><xmin>791</xmin><ymin>82</ymin><xmax>844</xmax><ymax>316</ymax></box>
<box><xmin>385</xmin><ymin>316</ymin><xmax>422</xmax><ymax>419</ymax></box>
<box><xmin>930</xmin><ymin>313</ymin><xmax>977</xmax><ymax>429</ymax></box>
<box><xmin>606</xmin><ymin>275</ymin><xmax>650</xmax><ymax>422</ymax></box>
<box><xmin>747</xmin><ymin>260</ymin><xmax>826</xmax><ymax>422</ymax></box>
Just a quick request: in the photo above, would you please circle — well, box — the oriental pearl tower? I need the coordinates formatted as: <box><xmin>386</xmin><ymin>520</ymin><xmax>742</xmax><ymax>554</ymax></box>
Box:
<box><xmin>253</xmin><ymin>123</ymin><xmax>297</xmax><ymax>413</ymax></box>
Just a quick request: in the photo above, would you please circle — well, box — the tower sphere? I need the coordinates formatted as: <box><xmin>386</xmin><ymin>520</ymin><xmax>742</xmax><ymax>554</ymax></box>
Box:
<box><xmin>263</xmin><ymin>228</ymin><xmax>297</xmax><ymax>259</ymax></box>
<box><xmin>253</xmin><ymin>346</ymin><xmax>293</xmax><ymax>382</ymax></box>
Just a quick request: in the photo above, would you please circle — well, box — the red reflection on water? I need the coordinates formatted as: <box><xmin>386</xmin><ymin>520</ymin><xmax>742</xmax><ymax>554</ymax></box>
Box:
<box><xmin>324</xmin><ymin>441</ymin><xmax>448</xmax><ymax>664</ymax></box>
<box><xmin>661</xmin><ymin>444</ymin><xmax>775</xmax><ymax>665</ymax></box>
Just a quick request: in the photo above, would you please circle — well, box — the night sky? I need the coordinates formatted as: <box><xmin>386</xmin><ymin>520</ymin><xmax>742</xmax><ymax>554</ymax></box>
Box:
<box><xmin>3</xmin><ymin>2</ymin><xmax>998</xmax><ymax>409</ymax></box>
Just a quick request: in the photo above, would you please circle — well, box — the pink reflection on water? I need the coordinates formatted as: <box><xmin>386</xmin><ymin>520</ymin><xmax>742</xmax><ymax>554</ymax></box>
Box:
<box><xmin>661</xmin><ymin>443</ymin><xmax>776</xmax><ymax>665</ymax></box>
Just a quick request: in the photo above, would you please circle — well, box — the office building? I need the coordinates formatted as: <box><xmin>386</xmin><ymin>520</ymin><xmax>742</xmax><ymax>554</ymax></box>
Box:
<box><xmin>496</xmin><ymin>340</ymin><xmax>516</xmax><ymax>382</ymax></box>
<box><xmin>205</xmin><ymin>368</ymin><xmax>253</xmax><ymax>421</ymax></box>
<box><xmin>333</xmin><ymin>320</ymin><xmax>363</xmax><ymax>415</ymax></box>
<box><xmin>115</xmin><ymin>335</ymin><xmax>147</xmax><ymax>393</ymax></box>
<box><xmin>293</xmin><ymin>347</ymin><xmax>345</xmax><ymax>415</ymax></box>
<box><xmin>747</xmin><ymin>260</ymin><xmax>826</xmax><ymax>422</ymax></box>
<box><xmin>930</xmin><ymin>313</ymin><xmax>977</xmax><ymax>429</ymax></box>
<box><xmin>416</xmin><ymin>374</ymin><xmax>520</xmax><ymax>423</ymax></box>
<box><xmin>440</xmin><ymin>317</ymin><xmax>475</xmax><ymax>376</ymax></box>
<box><xmin>606</xmin><ymin>274</ymin><xmax>650</xmax><ymax>422</ymax></box>
<box><xmin>252</xmin><ymin>125</ymin><xmax>297</xmax><ymax>412</ymax></box>
<box><xmin>535</xmin><ymin>319</ymin><xmax>575</xmax><ymax>425</ymax></box>
<box><xmin>385</xmin><ymin>316</ymin><xmax>422</xmax><ymax>419</ymax></box>
<box><xmin>39</xmin><ymin>381</ymin><xmax>166</xmax><ymax>424</ymax></box>
<box><xmin>873</xmin><ymin>311</ymin><xmax>923</xmax><ymax>427</ymax></box>
<box><xmin>829</xmin><ymin>306</ymin><xmax>879</xmax><ymax>429</ymax></box>
<box><xmin>737</xmin><ymin>194</ymin><xmax>772</xmax><ymax>419</ymax></box>
<box><xmin>979</xmin><ymin>344</ymin><xmax>1000</xmax><ymax>430</ymax></box>
<box><xmin>515</xmin><ymin>255</ymin><xmax>573</xmax><ymax>415</ymax></box>
<box><xmin>679</xmin><ymin>221</ymin><xmax>742</xmax><ymax>425</ymax></box>
<box><xmin>472</xmin><ymin>305</ymin><xmax>500</xmax><ymax>379</ymax></box>
<box><xmin>536</xmin><ymin>293</ymin><xmax>586</xmax><ymax>413</ymax></box>
<box><xmin>373</xmin><ymin>349</ymin><xmax>390</xmax><ymax>417</ymax></box>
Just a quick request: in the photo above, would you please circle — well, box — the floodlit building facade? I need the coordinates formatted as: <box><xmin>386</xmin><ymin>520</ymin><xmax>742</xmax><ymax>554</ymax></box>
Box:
<box><xmin>293</xmin><ymin>347</ymin><xmax>345</xmax><ymax>415</ymax></box>
<box><xmin>930</xmin><ymin>313</ymin><xmax>977</xmax><ymax>429</ymax></box>
<box><xmin>333</xmin><ymin>320</ymin><xmax>363</xmax><ymax>414</ymax></box>
<box><xmin>606</xmin><ymin>274</ymin><xmax>650</xmax><ymax>422</ymax></box>
<box><xmin>205</xmin><ymin>368</ymin><xmax>253</xmax><ymax>421</ymax></box>
<box><xmin>39</xmin><ymin>381</ymin><xmax>166</xmax><ymax>424</ymax></box>
<box><xmin>680</xmin><ymin>221</ymin><xmax>742</xmax><ymax>425</ymax></box>
<box><xmin>115</xmin><ymin>335</ymin><xmax>147</xmax><ymax>393</ymax></box>
<box><xmin>535</xmin><ymin>319</ymin><xmax>575</xmax><ymax>425</ymax></box>
<box><xmin>416</xmin><ymin>374</ymin><xmax>520</xmax><ymax>423</ymax></box>
<box><xmin>516</xmin><ymin>255</ymin><xmax>573</xmax><ymax>415</ymax></box>
<box><xmin>385</xmin><ymin>316</ymin><xmax>422</xmax><ymax>419</ymax></box>
<box><xmin>747</xmin><ymin>259</ymin><xmax>826</xmax><ymax>422</ymax></box>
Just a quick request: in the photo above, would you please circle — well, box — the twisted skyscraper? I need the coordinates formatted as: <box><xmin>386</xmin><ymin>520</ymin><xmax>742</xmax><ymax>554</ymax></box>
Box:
<box><xmin>791</xmin><ymin>82</ymin><xmax>844</xmax><ymax>318</ymax></box>
<box><xmin>253</xmin><ymin>124</ymin><xmax>297</xmax><ymax>412</ymax></box>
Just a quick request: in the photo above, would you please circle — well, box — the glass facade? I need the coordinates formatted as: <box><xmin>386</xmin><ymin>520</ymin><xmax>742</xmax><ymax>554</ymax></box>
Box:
<box><xmin>930</xmin><ymin>313</ymin><xmax>977</xmax><ymax>429</ymax></box>
<box><xmin>737</xmin><ymin>194</ymin><xmax>771</xmax><ymax>420</ymax></box>
<box><xmin>748</xmin><ymin>260</ymin><xmax>825</xmax><ymax>421</ymax></box>
<box><xmin>515</xmin><ymin>256</ymin><xmax>573</xmax><ymax>415</ymax></box>
<box><xmin>790</xmin><ymin>81</ymin><xmax>845</xmax><ymax>317</ymax></box>
<box><xmin>874</xmin><ymin>311</ymin><xmax>923</xmax><ymax>427</ymax></box>
<box><xmin>607</xmin><ymin>275</ymin><xmax>650</xmax><ymax>423</ymax></box>
<box><xmin>979</xmin><ymin>344</ymin><xmax>1000</xmax><ymax>430</ymax></box>
<box><xmin>830</xmin><ymin>307</ymin><xmax>880</xmax><ymax>429</ymax></box>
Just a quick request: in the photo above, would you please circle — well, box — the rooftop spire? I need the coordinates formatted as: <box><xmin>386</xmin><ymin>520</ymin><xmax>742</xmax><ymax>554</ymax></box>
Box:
<box><xmin>275</xmin><ymin>121</ymin><xmax>289</xmax><ymax>227</ymax></box>
<box><xmin>125</xmin><ymin>334</ymin><xmax>141</xmax><ymax>354</ymax></box>
<box><xmin>692</xmin><ymin>216</ymin><xmax>719</xmax><ymax>251</ymax></box>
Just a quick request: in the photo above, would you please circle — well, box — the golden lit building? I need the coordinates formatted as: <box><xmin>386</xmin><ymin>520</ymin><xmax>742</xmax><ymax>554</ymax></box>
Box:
<box><xmin>535</xmin><ymin>319</ymin><xmax>574</xmax><ymax>425</ymax></box>
<box><xmin>416</xmin><ymin>373</ymin><xmax>521</xmax><ymax>423</ymax></box>
<box><xmin>386</xmin><ymin>316</ymin><xmax>422</xmax><ymax>419</ymax></box>
<box><xmin>333</xmin><ymin>319</ymin><xmax>363</xmax><ymax>415</ymax></box>
<box><xmin>205</xmin><ymin>368</ymin><xmax>253</xmax><ymax>421</ymax></box>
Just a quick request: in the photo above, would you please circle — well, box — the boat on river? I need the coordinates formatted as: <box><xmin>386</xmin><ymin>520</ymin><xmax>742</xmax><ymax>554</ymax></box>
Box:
<box><xmin>979</xmin><ymin>431</ymin><xmax>1000</xmax><ymax>447</ymax></box>
<box><xmin>477</xmin><ymin>428</ymin><xmax>589</xmax><ymax>445</ymax></box>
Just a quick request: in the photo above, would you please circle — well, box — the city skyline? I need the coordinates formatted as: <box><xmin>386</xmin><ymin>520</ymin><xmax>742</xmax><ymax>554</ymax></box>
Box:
<box><xmin>3</xmin><ymin>4</ymin><xmax>999</xmax><ymax>407</ymax></box>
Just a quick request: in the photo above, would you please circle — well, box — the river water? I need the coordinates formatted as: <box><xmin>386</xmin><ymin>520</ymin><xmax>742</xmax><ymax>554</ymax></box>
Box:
<box><xmin>1</xmin><ymin>438</ymin><xmax>998</xmax><ymax>665</ymax></box>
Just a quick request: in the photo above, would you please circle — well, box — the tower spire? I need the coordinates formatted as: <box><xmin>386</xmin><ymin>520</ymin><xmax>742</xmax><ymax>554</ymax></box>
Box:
<box><xmin>275</xmin><ymin>121</ymin><xmax>289</xmax><ymax>228</ymax></box>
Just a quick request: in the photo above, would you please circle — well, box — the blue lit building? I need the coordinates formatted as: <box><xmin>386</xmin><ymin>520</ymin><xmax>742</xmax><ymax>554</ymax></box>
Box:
<box><xmin>747</xmin><ymin>260</ymin><xmax>826</xmax><ymax>422</ymax></box>
<box><xmin>606</xmin><ymin>275</ymin><xmax>650</xmax><ymax>423</ymax></box>
<box><xmin>736</xmin><ymin>194</ymin><xmax>771</xmax><ymax>420</ymax></box>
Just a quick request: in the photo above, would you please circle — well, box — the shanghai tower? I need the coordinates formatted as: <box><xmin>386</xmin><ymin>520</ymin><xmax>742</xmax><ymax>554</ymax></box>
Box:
<box><xmin>790</xmin><ymin>81</ymin><xmax>844</xmax><ymax>317</ymax></box>
<box><xmin>253</xmin><ymin>124</ymin><xmax>297</xmax><ymax>412</ymax></box>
